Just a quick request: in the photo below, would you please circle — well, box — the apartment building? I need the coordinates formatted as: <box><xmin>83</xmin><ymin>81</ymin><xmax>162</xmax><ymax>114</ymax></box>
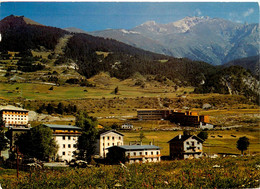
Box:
<box><xmin>0</xmin><ymin>109</ymin><xmax>29</xmax><ymax>127</ymax></box>
<box><xmin>43</xmin><ymin>124</ymin><xmax>82</xmax><ymax>162</ymax></box>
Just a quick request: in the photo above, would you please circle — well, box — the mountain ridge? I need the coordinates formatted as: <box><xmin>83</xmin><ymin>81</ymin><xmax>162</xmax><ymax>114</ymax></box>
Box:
<box><xmin>90</xmin><ymin>16</ymin><xmax>259</xmax><ymax>65</ymax></box>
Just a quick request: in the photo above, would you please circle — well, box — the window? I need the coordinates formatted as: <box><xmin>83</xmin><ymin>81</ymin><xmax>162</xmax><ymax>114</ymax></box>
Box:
<box><xmin>68</xmin><ymin>144</ymin><xmax>71</xmax><ymax>148</ymax></box>
<box><xmin>198</xmin><ymin>147</ymin><xmax>200</xmax><ymax>150</ymax></box>
<box><xmin>63</xmin><ymin>144</ymin><xmax>65</xmax><ymax>148</ymax></box>
<box><xmin>157</xmin><ymin>151</ymin><xmax>159</xmax><ymax>155</ymax></box>
<box><xmin>112</xmin><ymin>136</ymin><xmax>114</xmax><ymax>140</ymax></box>
<box><xmin>145</xmin><ymin>152</ymin><xmax>148</xmax><ymax>155</ymax></box>
<box><xmin>68</xmin><ymin>136</ymin><xmax>71</xmax><ymax>140</ymax></box>
<box><xmin>119</xmin><ymin>137</ymin><xmax>121</xmax><ymax>140</ymax></box>
<box><xmin>108</xmin><ymin>143</ymin><xmax>110</xmax><ymax>146</ymax></box>
<box><xmin>127</xmin><ymin>153</ymin><xmax>130</xmax><ymax>156</ymax></box>
<box><xmin>197</xmin><ymin>141</ymin><xmax>200</xmax><ymax>145</ymax></box>
<box><xmin>103</xmin><ymin>136</ymin><xmax>105</xmax><ymax>140</ymax></box>
<box><xmin>107</xmin><ymin>136</ymin><xmax>110</xmax><ymax>140</ymax></box>
<box><xmin>139</xmin><ymin>152</ymin><xmax>142</xmax><ymax>155</ymax></box>
<box><xmin>151</xmin><ymin>152</ymin><xmax>153</xmax><ymax>155</ymax></box>
<box><xmin>62</xmin><ymin>136</ymin><xmax>65</xmax><ymax>140</ymax></box>
<box><xmin>62</xmin><ymin>152</ymin><xmax>65</xmax><ymax>155</ymax></box>
<box><xmin>112</xmin><ymin>143</ymin><xmax>114</xmax><ymax>146</ymax></box>
<box><xmin>103</xmin><ymin>143</ymin><xmax>104</xmax><ymax>146</ymax></box>
<box><xmin>186</xmin><ymin>142</ymin><xmax>189</xmax><ymax>145</ymax></box>
<box><xmin>134</xmin><ymin>152</ymin><xmax>136</xmax><ymax>156</ymax></box>
<box><xmin>73</xmin><ymin>144</ymin><xmax>76</xmax><ymax>148</ymax></box>
<box><xmin>191</xmin><ymin>142</ymin><xmax>195</xmax><ymax>146</ymax></box>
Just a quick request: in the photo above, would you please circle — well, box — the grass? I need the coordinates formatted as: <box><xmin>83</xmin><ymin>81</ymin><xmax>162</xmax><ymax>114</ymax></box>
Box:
<box><xmin>121</xmin><ymin>128</ymin><xmax>260</xmax><ymax>156</ymax></box>
<box><xmin>1</xmin><ymin>155</ymin><xmax>259</xmax><ymax>188</ymax></box>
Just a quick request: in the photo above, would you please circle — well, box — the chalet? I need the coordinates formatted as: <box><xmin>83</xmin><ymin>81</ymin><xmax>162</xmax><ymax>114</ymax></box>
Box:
<box><xmin>168</xmin><ymin>134</ymin><xmax>204</xmax><ymax>159</ymax></box>
<box><xmin>95</xmin><ymin>130</ymin><xmax>124</xmax><ymax>158</ymax></box>
<box><xmin>0</xmin><ymin>109</ymin><xmax>29</xmax><ymax>127</ymax></box>
<box><xmin>107</xmin><ymin>145</ymin><xmax>161</xmax><ymax>164</ymax></box>
<box><xmin>43</xmin><ymin>124</ymin><xmax>82</xmax><ymax>162</ymax></box>
<box><xmin>121</xmin><ymin>123</ymin><xmax>133</xmax><ymax>130</ymax></box>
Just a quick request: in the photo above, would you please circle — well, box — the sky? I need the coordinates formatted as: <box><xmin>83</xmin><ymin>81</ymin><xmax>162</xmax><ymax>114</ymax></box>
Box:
<box><xmin>0</xmin><ymin>2</ymin><xmax>259</xmax><ymax>31</ymax></box>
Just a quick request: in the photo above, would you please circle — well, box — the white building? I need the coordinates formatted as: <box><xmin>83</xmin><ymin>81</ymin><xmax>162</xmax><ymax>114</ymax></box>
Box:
<box><xmin>0</xmin><ymin>109</ymin><xmax>29</xmax><ymax>127</ymax></box>
<box><xmin>43</xmin><ymin>124</ymin><xmax>81</xmax><ymax>162</ymax></box>
<box><xmin>199</xmin><ymin>122</ymin><xmax>214</xmax><ymax>130</ymax></box>
<box><xmin>168</xmin><ymin>134</ymin><xmax>204</xmax><ymax>159</ymax></box>
<box><xmin>107</xmin><ymin>145</ymin><xmax>161</xmax><ymax>164</ymax></box>
<box><xmin>95</xmin><ymin>130</ymin><xmax>124</xmax><ymax>158</ymax></box>
<box><xmin>121</xmin><ymin>123</ymin><xmax>133</xmax><ymax>130</ymax></box>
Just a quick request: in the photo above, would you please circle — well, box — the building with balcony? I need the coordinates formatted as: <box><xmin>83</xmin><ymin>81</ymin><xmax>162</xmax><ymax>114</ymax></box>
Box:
<box><xmin>168</xmin><ymin>134</ymin><xmax>204</xmax><ymax>159</ymax></box>
<box><xmin>0</xmin><ymin>109</ymin><xmax>29</xmax><ymax>127</ymax></box>
<box><xmin>107</xmin><ymin>145</ymin><xmax>161</xmax><ymax>164</ymax></box>
<box><xmin>43</xmin><ymin>124</ymin><xmax>82</xmax><ymax>162</ymax></box>
<box><xmin>95</xmin><ymin>130</ymin><xmax>124</xmax><ymax>158</ymax></box>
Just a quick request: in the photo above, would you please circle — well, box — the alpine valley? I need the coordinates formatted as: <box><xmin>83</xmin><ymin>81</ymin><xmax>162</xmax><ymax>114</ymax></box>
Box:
<box><xmin>0</xmin><ymin>15</ymin><xmax>259</xmax><ymax>103</ymax></box>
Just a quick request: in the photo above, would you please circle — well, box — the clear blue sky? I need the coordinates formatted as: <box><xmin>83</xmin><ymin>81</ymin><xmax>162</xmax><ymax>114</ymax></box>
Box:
<box><xmin>0</xmin><ymin>2</ymin><xmax>259</xmax><ymax>31</ymax></box>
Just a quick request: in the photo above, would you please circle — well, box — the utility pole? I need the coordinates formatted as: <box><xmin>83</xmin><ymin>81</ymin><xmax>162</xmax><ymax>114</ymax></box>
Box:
<box><xmin>16</xmin><ymin>146</ymin><xmax>19</xmax><ymax>178</ymax></box>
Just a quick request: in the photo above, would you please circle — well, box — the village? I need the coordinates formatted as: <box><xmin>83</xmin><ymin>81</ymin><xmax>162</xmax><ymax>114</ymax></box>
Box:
<box><xmin>1</xmin><ymin>106</ymin><xmax>246</xmax><ymax>169</ymax></box>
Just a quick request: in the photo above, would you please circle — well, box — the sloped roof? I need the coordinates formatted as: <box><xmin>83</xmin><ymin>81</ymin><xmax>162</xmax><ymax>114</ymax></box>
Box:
<box><xmin>107</xmin><ymin>145</ymin><xmax>161</xmax><ymax>151</ymax></box>
<box><xmin>0</xmin><ymin>108</ymin><xmax>29</xmax><ymax>112</ymax></box>
<box><xmin>168</xmin><ymin>135</ymin><xmax>204</xmax><ymax>143</ymax></box>
<box><xmin>43</xmin><ymin>124</ymin><xmax>82</xmax><ymax>130</ymax></box>
<box><xmin>99</xmin><ymin>129</ymin><xmax>124</xmax><ymax>136</ymax></box>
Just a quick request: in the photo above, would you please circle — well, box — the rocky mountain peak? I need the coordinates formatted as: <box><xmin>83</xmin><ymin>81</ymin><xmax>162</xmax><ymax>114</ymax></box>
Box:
<box><xmin>171</xmin><ymin>16</ymin><xmax>210</xmax><ymax>32</ymax></box>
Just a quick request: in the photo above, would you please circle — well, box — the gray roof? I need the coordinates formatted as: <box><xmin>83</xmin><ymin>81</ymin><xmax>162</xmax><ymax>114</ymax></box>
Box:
<box><xmin>99</xmin><ymin>130</ymin><xmax>124</xmax><ymax>136</ymax></box>
<box><xmin>108</xmin><ymin>145</ymin><xmax>161</xmax><ymax>151</ymax></box>
<box><xmin>43</xmin><ymin>124</ymin><xmax>82</xmax><ymax>130</ymax></box>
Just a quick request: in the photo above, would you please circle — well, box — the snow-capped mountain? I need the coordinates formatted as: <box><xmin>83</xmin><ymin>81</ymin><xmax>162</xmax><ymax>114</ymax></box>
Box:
<box><xmin>90</xmin><ymin>16</ymin><xmax>259</xmax><ymax>65</ymax></box>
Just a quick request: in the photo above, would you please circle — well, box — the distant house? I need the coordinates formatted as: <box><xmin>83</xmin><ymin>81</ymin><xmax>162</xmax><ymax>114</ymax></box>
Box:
<box><xmin>43</xmin><ymin>124</ymin><xmax>82</xmax><ymax>162</ymax></box>
<box><xmin>121</xmin><ymin>123</ymin><xmax>133</xmax><ymax>130</ymax></box>
<box><xmin>199</xmin><ymin>122</ymin><xmax>214</xmax><ymax>130</ymax></box>
<box><xmin>0</xmin><ymin>109</ymin><xmax>29</xmax><ymax>127</ymax></box>
<box><xmin>107</xmin><ymin>145</ymin><xmax>161</xmax><ymax>164</ymax></box>
<box><xmin>95</xmin><ymin>130</ymin><xmax>124</xmax><ymax>158</ymax></box>
<box><xmin>168</xmin><ymin>134</ymin><xmax>204</xmax><ymax>159</ymax></box>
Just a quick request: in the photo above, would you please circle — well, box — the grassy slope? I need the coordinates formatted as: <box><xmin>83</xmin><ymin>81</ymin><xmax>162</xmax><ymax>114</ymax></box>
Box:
<box><xmin>1</xmin><ymin>155</ymin><xmax>259</xmax><ymax>188</ymax></box>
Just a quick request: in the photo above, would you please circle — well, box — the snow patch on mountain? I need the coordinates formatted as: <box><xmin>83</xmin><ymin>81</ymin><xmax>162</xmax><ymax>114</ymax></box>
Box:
<box><xmin>171</xmin><ymin>16</ymin><xmax>210</xmax><ymax>32</ymax></box>
<box><xmin>120</xmin><ymin>29</ymin><xmax>140</xmax><ymax>34</ymax></box>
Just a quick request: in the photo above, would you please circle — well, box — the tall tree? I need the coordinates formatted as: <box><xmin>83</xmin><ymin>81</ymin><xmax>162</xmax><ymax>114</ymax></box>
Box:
<box><xmin>0</xmin><ymin>128</ymin><xmax>9</xmax><ymax>156</ymax></box>
<box><xmin>75</xmin><ymin>111</ymin><xmax>98</xmax><ymax>162</ymax></box>
<box><xmin>16</xmin><ymin>125</ymin><xmax>58</xmax><ymax>161</ymax></box>
<box><xmin>197</xmin><ymin>131</ymin><xmax>208</xmax><ymax>141</ymax></box>
<box><xmin>237</xmin><ymin>136</ymin><xmax>250</xmax><ymax>155</ymax></box>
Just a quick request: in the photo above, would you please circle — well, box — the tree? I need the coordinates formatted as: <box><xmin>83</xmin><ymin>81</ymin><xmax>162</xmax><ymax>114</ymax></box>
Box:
<box><xmin>197</xmin><ymin>131</ymin><xmax>208</xmax><ymax>141</ymax></box>
<box><xmin>46</xmin><ymin>103</ymin><xmax>54</xmax><ymax>114</ymax></box>
<box><xmin>57</xmin><ymin>102</ymin><xmax>64</xmax><ymax>115</ymax></box>
<box><xmin>15</xmin><ymin>125</ymin><xmax>58</xmax><ymax>161</ymax></box>
<box><xmin>114</xmin><ymin>86</ymin><xmax>119</xmax><ymax>95</ymax></box>
<box><xmin>237</xmin><ymin>136</ymin><xmax>250</xmax><ymax>155</ymax></box>
<box><xmin>75</xmin><ymin>111</ymin><xmax>98</xmax><ymax>162</ymax></box>
<box><xmin>139</xmin><ymin>131</ymin><xmax>145</xmax><ymax>142</ymax></box>
<box><xmin>0</xmin><ymin>128</ymin><xmax>9</xmax><ymax>156</ymax></box>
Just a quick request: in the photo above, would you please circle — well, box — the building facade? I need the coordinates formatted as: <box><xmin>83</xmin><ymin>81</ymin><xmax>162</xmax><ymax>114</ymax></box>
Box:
<box><xmin>107</xmin><ymin>145</ymin><xmax>161</xmax><ymax>164</ymax></box>
<box><xmin>43</xmin><ymin>124</ymin><xmax>82</xmax><ymax>162</ymax></box>
<box><xmin>168</xmin><ymin>134</ymin><xmax>204</xmax><ymax>159</ymax></box>
<box><xmin>137</xmin><ymin>109</ymin><xmax>173</xmax><ymax>120</ymax></box>
<box><xmin>95</xmin><ymin>130</ymin><xmax>124</xmax><ymax>158</ymax></box>
<box><xmin>0</xmin><ymin>109</ymin><xmax>29</xmax><ymax>127</ymax></box>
